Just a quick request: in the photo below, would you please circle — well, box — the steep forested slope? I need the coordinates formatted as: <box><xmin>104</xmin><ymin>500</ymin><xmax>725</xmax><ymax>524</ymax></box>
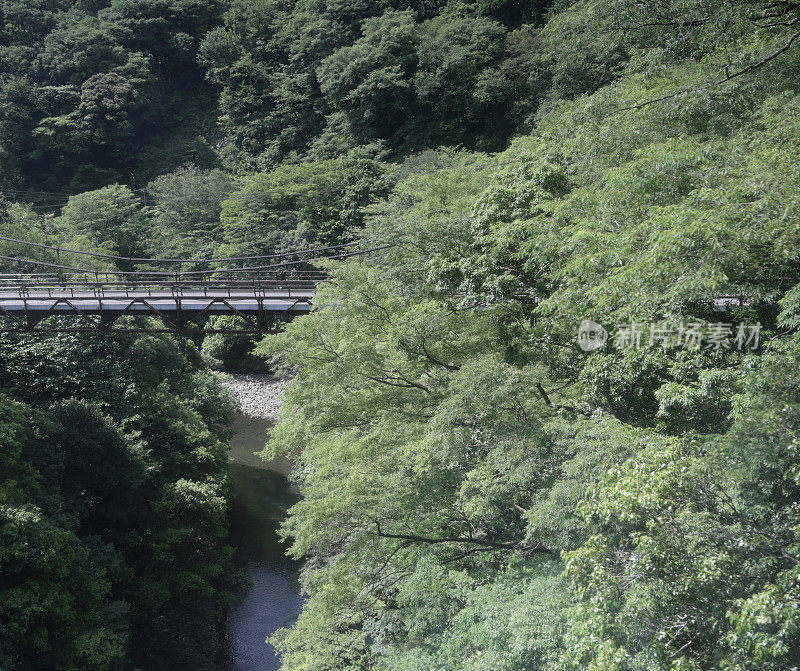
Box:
<box><xmin>256</xmin><ymin>3</ymin><xmax>800</xmax><ymax>670</ymax></box>
<box><xmin>1</xmin><ymin>0</ymin><xmax>799</xmax><ymax>669</ymax></box>
<box><xmin>0</xmin><ymin>0</ymin><xmax>224</xmax><ymax>193</ymax></box>
<box><xmin>0</xmin><ymin>332</ymin><xmax>245</xmax><ymax>670</ymax></box>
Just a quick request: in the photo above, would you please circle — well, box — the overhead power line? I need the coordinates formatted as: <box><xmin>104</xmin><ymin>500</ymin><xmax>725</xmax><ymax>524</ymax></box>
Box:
<box><xmin>0</xmin><ymin>234</ymin><xmax>359</xmax><ymax>264</ymax></box>
<box><xmin>0</xmin><ymin>244</ymin><xmax>395</xmax><ymax>277</ymax></box>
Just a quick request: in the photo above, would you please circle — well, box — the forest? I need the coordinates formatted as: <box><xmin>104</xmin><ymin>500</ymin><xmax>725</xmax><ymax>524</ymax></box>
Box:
<box><xmin>1</xmin><ymin>0</ymin><xmax>800</xmax><ymax>669</ymax></box>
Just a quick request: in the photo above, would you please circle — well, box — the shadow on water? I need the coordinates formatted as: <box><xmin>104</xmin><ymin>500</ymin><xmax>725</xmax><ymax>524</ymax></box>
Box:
<box><xmin>225</xmin><ymin>414</ymin><xmax>303</xmax><ymax>671</ymax></box>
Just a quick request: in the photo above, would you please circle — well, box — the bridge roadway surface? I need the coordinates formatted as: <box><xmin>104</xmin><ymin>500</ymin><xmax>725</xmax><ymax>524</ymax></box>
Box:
<box><xmin>0</xmin><ymin>284</ymin><xmax>317</xmax><ymax>333</ymax></box>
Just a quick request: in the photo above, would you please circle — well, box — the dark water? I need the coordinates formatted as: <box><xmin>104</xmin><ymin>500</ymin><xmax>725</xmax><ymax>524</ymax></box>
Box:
<box><xmin>224</xmin><ymin>442</ymin><xmax>302</xmax><ymax>671</ymax></box>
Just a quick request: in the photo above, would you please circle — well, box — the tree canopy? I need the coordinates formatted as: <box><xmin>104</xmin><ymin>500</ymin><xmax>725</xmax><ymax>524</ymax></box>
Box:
<box><xmin>2</xmin><ymin>0</ymin><xmax>800</xmax><ymax>668</ymax></box>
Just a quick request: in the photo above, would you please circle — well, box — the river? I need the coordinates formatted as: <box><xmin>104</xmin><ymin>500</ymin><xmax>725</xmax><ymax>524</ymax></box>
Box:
<box><xmin>223</xmin><ymin>412</ymin><xmax>303</xmax><ymax>671</ymax></box>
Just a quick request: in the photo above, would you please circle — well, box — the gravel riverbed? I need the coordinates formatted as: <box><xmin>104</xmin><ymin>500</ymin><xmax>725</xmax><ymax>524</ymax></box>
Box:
<box><xmin>219</xmin><ymin>374</ymin><xmax>289</xmax><ymax>421</ymax></box>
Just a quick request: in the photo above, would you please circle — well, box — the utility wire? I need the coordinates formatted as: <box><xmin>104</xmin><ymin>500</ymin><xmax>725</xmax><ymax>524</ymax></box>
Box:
<box><xmin>0</xmin><ymin>234</ymin><xmax>359</xmax><ymax>264</ymax></box>
<box><xmin>0</xmin><ymin>244</ymin><xmax>395</xmax><ymax>277</ymax></box>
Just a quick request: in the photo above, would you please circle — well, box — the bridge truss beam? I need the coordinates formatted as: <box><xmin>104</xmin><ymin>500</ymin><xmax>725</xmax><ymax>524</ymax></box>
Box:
<box><xmin>0</xmin><ymin>296</ymin><xmax>311</xmax><ymax>334</ymax></box>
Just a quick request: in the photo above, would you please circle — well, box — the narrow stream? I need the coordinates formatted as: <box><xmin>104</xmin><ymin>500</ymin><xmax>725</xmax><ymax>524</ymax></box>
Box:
<box><xmin>224</xmin><ymin>413</ymin><xmax>303</xmax><ymax>671</ymax></box>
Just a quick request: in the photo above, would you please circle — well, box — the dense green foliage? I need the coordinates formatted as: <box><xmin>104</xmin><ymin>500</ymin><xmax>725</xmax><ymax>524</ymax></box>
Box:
<box><xmin>0</xmin><ymin>0</ymin><xmax>224</xmax><ymax>192</ymax></box>
<box><xmin>0</xmin><ymin>331</ymin><xmax>245</xmax><ymax>670</ymax></box>
<box><xmin>2</xmin><ymin>0</ymin><xmax>800</xmax><ymax>669</ymax></box>
<box><xmin>253</xmin><ymin>3</ymin><xmax>800</xmax><ymax>670</ymax></box>
<box><xmin>200</xmin><ymin>0</ymin><xmax>549</xmax><ymax>166</ymax></box>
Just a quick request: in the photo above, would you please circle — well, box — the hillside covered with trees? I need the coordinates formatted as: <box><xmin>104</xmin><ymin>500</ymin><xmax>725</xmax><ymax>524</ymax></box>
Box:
<box><xmin>2</xmin><ymin>0</ymin><xmax>800</xmax><ymax>669</ymax></box>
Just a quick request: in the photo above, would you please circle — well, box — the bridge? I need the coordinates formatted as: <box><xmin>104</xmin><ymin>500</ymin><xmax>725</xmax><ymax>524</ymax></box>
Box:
<box><xmin>0</xmin><ymin>239</ymin><xmax>382</xmax><ymax>334</ymax></box>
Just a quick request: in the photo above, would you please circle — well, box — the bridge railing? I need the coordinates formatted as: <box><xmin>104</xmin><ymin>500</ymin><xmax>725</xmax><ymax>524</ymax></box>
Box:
<box><xmin>0</xmin><ymin>270</ymin><xmax>327</xmax><ymax>299</ymax></box>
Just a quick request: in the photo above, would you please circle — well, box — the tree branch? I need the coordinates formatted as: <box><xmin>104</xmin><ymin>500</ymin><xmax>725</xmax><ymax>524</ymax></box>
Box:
<box><xmin>366</xmin><ymin>374</ymin><xmax>431</xmax><ymax>393</ymax></box>
<box><xmin>371</xmin><ymin>522</ymin><xmax>556</xmax><ymax>556</ymax></box>
<box><xmin>612</xmin><ymin>25</ymin><xmax>800</xmax><ymax>114</ymax></box>
<box><xmin>536</xmin><ymin>382</ymin><xmax>592</xmax><ymax>416</ymax></box>
<box><xmin>419</xmin><ymin>336</ymin><xmax>460</xmax><ymax>371</ymax></box>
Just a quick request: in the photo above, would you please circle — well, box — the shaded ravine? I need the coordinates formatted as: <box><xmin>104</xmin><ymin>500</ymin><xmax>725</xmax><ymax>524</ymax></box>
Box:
<box><xmin>224</xmin><ymin>401</ymin><xmax>302</xmax><ymax>671</ymax></box>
